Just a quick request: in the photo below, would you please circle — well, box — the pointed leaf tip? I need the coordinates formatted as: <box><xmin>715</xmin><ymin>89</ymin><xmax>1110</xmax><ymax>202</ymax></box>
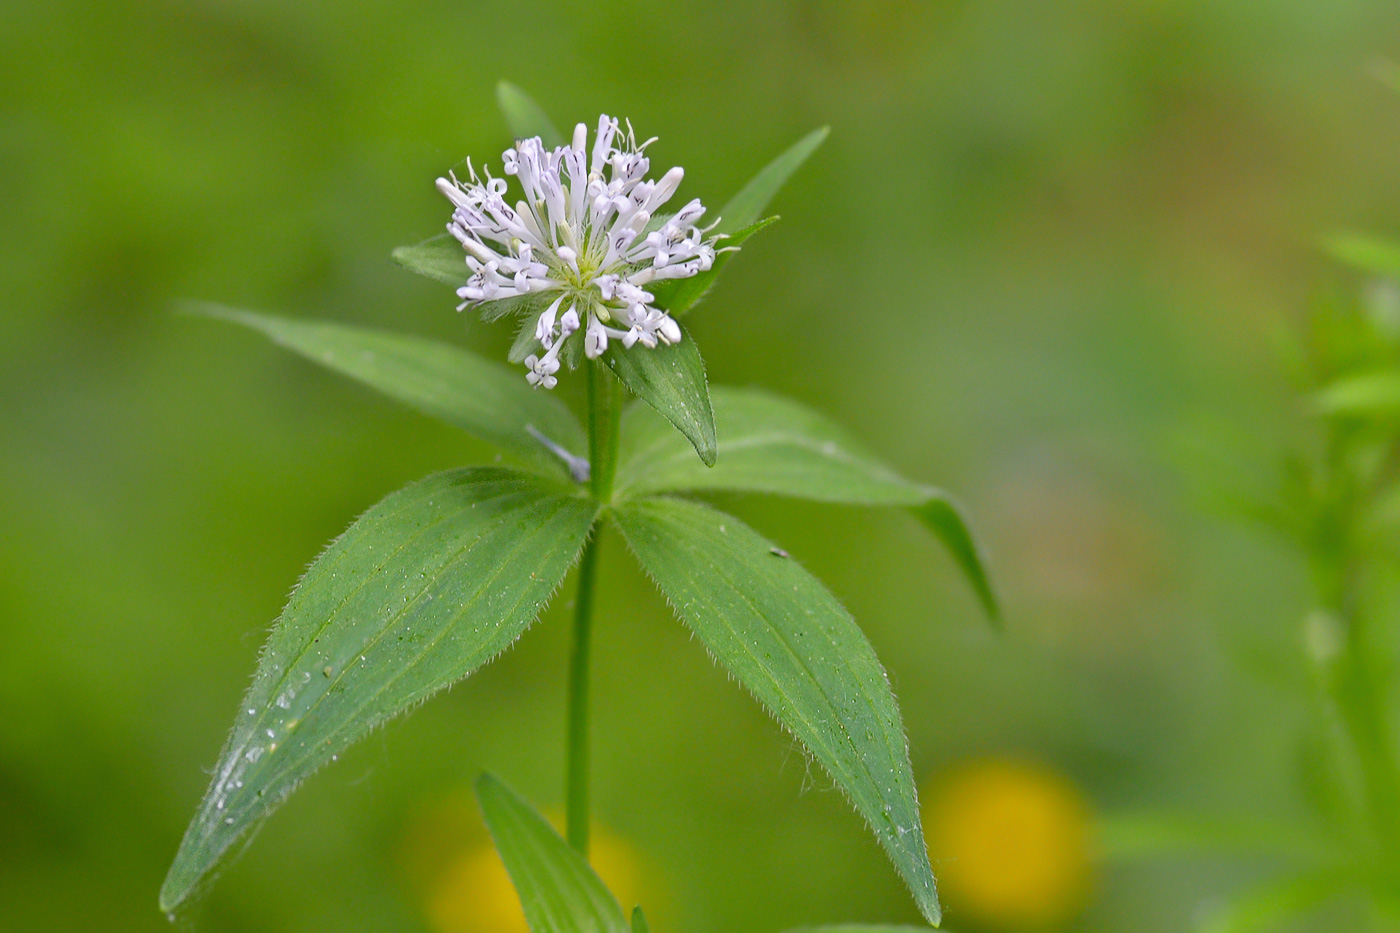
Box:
<box><xmin>614</xmin><ymin>387</ymin><xmax>996</xmax><ymax>627</ymax></box>
<box><xmin>615</xmin><ymin>498</ymin><xmax>941</xmax><ymax>924</ymax></box>
<box><xmin>719</xmin><ymin>125</ymin><xmax>829</xmax><ymax>234</ymax></box>
<box><xmin>603</xmin><ymin>328</ymin><xmax>716</xmax><ymax>468</ymax></box>
<box><xmin>160</xmin><ymin>470</ymin><xmax>598</xmax><ymax>912</ymax></box>
<box><xmin>496</xmin><ymin>81</ymin><xmax>565</xmax><ymax>149</ymax></box>
<box><xmin>913</xmin><ymin>493</ymin><xmax>1000</xmax><ymax>627</ymax></box>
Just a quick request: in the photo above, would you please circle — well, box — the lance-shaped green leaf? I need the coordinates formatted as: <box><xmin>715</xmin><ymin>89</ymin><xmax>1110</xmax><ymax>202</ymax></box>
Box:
<box><xmin>1097</xmin><ymin>810</ymin><xmax>1334</xmax><ymax>861</ymax></box>
<box><xmin>651</xmin><ymin>216</ymin><xmax>779</xmax><ymax>316</ymax></box>
<box><xmin>1198</xmin><ymin>872</ymin><xmax>1347</xmax><ymax>933</ymax></box>
<box><xmin>160</xmin><ymin>469</ymin><xmax>599</xmax><ymax>912</ymax></box>
<box><xmin>721</xmin><ymin>126</ymin><xmax>829</xmax><ymax>233</ymax></box>
<box><xmin>630</xmin><ymin>907</ymin><xmax>651</xmax><ymax>933</ymax></box>
<box><xmin>476</xmin><ymin>773</ymin><xmax>629</xmax><ymax>933</ymax></box>
<box><xmin>652</xmin><ymin>124</ymin><xmax>828</xmax><ymax>317</ymax></box>
<box><xmin>1323</xmin><ymin>232</ymin><xmax>1400</xmax><ymax>277</ymax></box>
<box><xmin>1313</xmin><ymin>369</ymin><xmax>1400</xmax><ymax>416</ymax></box>
<box><xmin>392</xmin><ymin>233</ymin><xmax>467</xmax><ymax>286</ymax></box>
<box><xmin>603</xmin><ymin>324</ymin><xmax>716</xmax><ymax>467</ymax></box>
<box><xmin>614</xmin><ymin>497</ymin><xmax>941</xmax><ymax>926</ymax></box>
<box><xmin>497</xmin><ymin>81</ymin><xmax>565</xmax><ymax>148</ymax></box>
<box><xmin>192</xmin><ymin>305</ymin><xmax>586</xmax><ymax>480</ymax></box>
<box><xmin>616</xmin><ymin>387</ymin><xmax>997</xmax><ymax>623</ymax></box>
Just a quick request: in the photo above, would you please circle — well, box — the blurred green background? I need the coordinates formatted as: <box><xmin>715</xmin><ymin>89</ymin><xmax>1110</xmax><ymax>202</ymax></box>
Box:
<box><xmin>5</xmin><ymin>1</ymin><xmax>1400</xmax><ymax>930</ymax></box>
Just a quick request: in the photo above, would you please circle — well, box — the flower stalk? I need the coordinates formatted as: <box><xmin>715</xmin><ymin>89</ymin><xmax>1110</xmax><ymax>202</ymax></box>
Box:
<box><xmin>565</xmin><ymin>360</ymin><xmax>623</xmax><ymax>856</ymax></box>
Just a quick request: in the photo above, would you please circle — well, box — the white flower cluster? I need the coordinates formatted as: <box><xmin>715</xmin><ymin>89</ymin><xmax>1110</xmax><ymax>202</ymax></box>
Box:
<box><xmin>436</xmin><ymin>116</ymin><xmax>721</xmax><ymax>388</ymax></box>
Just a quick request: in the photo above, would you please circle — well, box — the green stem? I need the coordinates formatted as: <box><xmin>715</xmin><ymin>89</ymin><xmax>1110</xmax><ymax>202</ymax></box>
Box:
<box><xmin>566</xmin><ymin>532</ymin><xmax>599</xmax><ymax>855</ymax></box>
<box><xmin>565</xmin><ymin>361</ymin><xmax>622</xmax><ymax>856</ymax></box>
<box><xmin>588</xmin><ymin>359</ymin><xmax>622</xmax><ymax>504</ymax></box>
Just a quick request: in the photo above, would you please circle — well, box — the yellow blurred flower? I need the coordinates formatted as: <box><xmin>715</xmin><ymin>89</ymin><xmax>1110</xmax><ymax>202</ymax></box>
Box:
<box><xmin>399</xmin><ymin>791</ymin><xmax>651</xmax><ymax>933</ymax></box>
<box><xmin>923</xmin><ymin>758</ymin><xmax>1093</xmax><ymax>930</ymax></box>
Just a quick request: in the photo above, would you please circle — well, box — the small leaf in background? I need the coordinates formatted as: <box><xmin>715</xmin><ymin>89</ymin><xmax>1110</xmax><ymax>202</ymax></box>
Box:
<box><xmin>1198</xmin><ymin>872</ymin><xmax>1347</xmax><ymax>933</ymax></box>
<box><xmin>190</xmin><ymin>305</ymin><xmax>587</xmax><ymax>480</ymax></box>
<box><xmin>614</xmin><ymin>497</ymin><xmax>941</xmax><ymax>926</ymax></box>
<box><xmin>615</xmin><ymin>387</ymin><xmax>997</xmax><ymax>622</ymax></box>
<box><xmin>1323</xmin><ymin>232</ymin><xmax>1400</xmax><ymax>277</ymax></box>
<box><xmin>782</xmin><ymin>927</ymin><xmax>938</xmax><ymax>933</ymax></box>
<box><xmin>393</xmin><ymin>233</ymin><xmax>466</xmax><ymax>286</ymax></box>
<box><xmin>497</xmin><ymin>81</ymin><xmax>565</xmax><ymax>148</ymax></box>
<box><xmin>1312</xmin><ymin>369</ymin><xmax>1400</xmax><ymax>416</ymax></box>
<box><xmin>1374</xmin><ymin>58</ymin><xmax>1400</xmax><ymax>95</ymax></box>
<box><xmin>604</xmin><ymin>325</ymin><xmax>716</xmax><ymax>467</ymax></box>
<box><xmin>630</xmin><ymin>906</ymin><xmax>651</xmax><ymax>933</ymax></box>
<box><xmin>160</xmin><ymin>469</ymin><xmax>599</xmax><ymax>912</ymax></box>
<box><xmin>1096</xmin><ymin>811</ymin><xmax>1333</xmax><ymax>862</ymax></box>
<box><xmin>651</xmin><ymin>216</ymin><xmax>779</xmax><ymax>316</ymax></box>
<box><xmin>476</xmin><ymin>773</ymin><xmax>630</xmax><ymax>933</ymax></box>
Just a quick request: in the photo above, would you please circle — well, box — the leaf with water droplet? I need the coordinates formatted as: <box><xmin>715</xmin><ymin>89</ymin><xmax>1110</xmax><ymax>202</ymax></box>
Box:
<box><xmin>161</xmin><ymin>468</ymin><xmax>598</xmax><ymax>912</ymax></box>
<box><xmin>613</xmin><ymin>497</ymin><xmax>941</xmax><ymax>925</ymax></box>
<box><xmin>615</xmin><ymin>387</ymin><xmax>997</xmax><ymax>624</ymax></box>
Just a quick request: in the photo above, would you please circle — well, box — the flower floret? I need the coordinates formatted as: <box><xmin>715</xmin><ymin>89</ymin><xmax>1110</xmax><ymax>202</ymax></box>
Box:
<box><xmin>436</xmin><ymin>115</ymin><xmax>721</xmax><ymax>386</ymax></box>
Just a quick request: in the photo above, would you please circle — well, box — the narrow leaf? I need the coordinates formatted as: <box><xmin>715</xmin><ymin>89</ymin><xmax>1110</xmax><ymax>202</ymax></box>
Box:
<box><xmin>476</xmin><ymin>773</ymin><xmax>629</xmax><ymax>933</ymax></box>
<box><xmin>161</xmin><ymin>469</ymin><xmax>599</xmax><ymax>912</ymax></box>
<box><xmin>603</xmin><ymin>325</ymin><xmax>716</xmax><ymax>467</ymax></box>
<box><xmin>1323</xmin><ymin>232</ymin><xmax>1400</xmax><ymax>277</ymax></box>
<box><xmin>190</xmin><ymin>304</ymin><xmax>587</xmax><ymax>480</ymax></box>
<box><xmin>631</xmin><ymin>906</ymin><xmax>651</xmax><ymax>933</ymax></box>
<box><xmin>1376</xmin><ymin>59</ymin><xmax>1400</xmax><ymax>96</ymax></box>
<box><xmin>651</xmin><ymin>216</ymin><xmax>780</xmax><ymax>316</ymax></box>
<box><xmin>646</xmin><ymin>127</ymin><xmax>826</xmax><ymax>318</ymax></box>
<box><xmin>497</xmin><ymin>81</ymin><xmax>565</xmax><ymax>148</ymax></box>
<box><xmin>1097</xmin><ymin>810</ymin><xmax>1334</xmax><ymax>861</ymax></box>
<box><xmin>719</xmin><ymin>126</ymin><xmax>829</xmax><ymax>233</ymax></box>
<box><xmin>911</xmin><ymin>496</ymin><xmax>997</xmax><ymax>627</ymax></box>
<box><xmin>783</xmin><ymin>927</ymin><xmax>936</xmax><ymax>933</ymax></box>
<box><xmin>392</xmin><ymin>233</ymin><xmax>466</xmax><ymax>286</ymax></box>
<box><xmin>616</xmin><ymin>387</ymin><xmax>997</xmax><ymax>622</ymax></box>
<box><xmin>1199</xmin><ymin>872</ymin><xmax>1346</xmax><ymax>933</ymax></box>
<box><xmin>614</xmin><ymin>497</ymin><xmax>941</xmax><ymax>926</ymax></box>
<box><xmin>1313</xmin><ymin>369</ymin><xmax>1400</xmax><ymax>416</ymax></box>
